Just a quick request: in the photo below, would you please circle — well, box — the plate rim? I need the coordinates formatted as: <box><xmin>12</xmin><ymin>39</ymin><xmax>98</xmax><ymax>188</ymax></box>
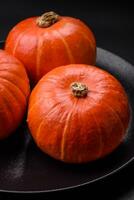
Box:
<box><xmin>0</xmin><ymin>44</ymin><xmax>134</xmax><ymax>194</ymax></box>
<box><xmin>0</xmin><ymin>157</ymin><xmax>134</xmax><ymax>194</ymax></box>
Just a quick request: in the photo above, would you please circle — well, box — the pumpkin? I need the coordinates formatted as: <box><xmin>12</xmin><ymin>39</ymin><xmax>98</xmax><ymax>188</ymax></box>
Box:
<box><xmin>0</xmin><ymin>50</ymin><xmax>30</xmax><ymax>139</ymax></box>
<box><xmin>27</xmin><ymin>64</ymin><xmax>130</xmax><ymax>163</ymax></box>
<box><xmin>5</xmin><ymin>11</ymin><xmax>96</xmax><ymax>86</ymax></box>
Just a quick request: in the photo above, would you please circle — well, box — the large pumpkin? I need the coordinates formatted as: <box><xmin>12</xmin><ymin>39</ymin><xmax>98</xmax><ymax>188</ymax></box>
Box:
<box><xmin>27</xmin><ymin>64</ymin><xmax>130</xmax><ymax>163</ymax></box>
<box><xmin>0</xmin><ymin>50</ymin><xmax>30</xmax><ymax>139</ymax></box>
<box><xmin>5</xmin><ymin>11</ymin><xmax>96</xmax><ymax>85</ymax></box>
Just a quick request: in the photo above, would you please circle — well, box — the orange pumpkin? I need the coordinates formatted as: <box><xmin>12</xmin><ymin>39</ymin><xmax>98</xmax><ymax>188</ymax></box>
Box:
<box><xmin>0</xmin><ymin>50</ymin><xmax>30</xmax><ymax>139</ymax></box>
<box><xmin>5</xmin><ymin>11</ymin><xmax>96</xmax><ymax>86</ymax></box>
<box><xmin>27</xmin><ymin>64</ymin><xmax>130</xmax><ymax>163</ymax></box>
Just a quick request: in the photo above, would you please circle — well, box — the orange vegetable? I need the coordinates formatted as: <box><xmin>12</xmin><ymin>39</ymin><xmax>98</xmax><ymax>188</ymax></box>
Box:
<box><xmin>5</xmin><ymin>11</ymin><xmax>96</xmax><ymax>85</ymax></box>
<box><xmin>27</xmin><ymin>64</ymin><xmax>130</xmax><ymax>163</ymax></box>
<box><xmin>0</xmin><ymin>50</ymin><xmax>30</xmax><ymax>139</ymax></box>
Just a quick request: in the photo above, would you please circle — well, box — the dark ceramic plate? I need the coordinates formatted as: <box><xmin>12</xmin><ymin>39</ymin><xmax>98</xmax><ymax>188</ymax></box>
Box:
<box><xmin>0</xmin><ymin>41</ymin><xmax>134</xmax><ymax>193</ymax></box>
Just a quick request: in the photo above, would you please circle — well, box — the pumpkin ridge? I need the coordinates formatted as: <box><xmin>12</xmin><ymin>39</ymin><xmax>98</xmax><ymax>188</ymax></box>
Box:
<box><xmin>35</xmin><ymin>101</ymin><xmax>62</xmax><ymax>141</ymax></box>
<box><xmin>55</xmin><ymin>30</ymin><xmax>75</xmax><ymax>63</ymax></box>
<box><xmin>0</xmin><ymin>68</ymin><xmax>24</xmax><ymax>81</ymax></box>
<box><xmin>36</xmin><ymin>32</ymin><xmax>45</xmax><ymax>82</ymax></box>
<box><xmin>0</xmin><ymin>93</ymin><xmax>14</xmax><ymax>125</ymax></box>
<box><xmin>102</xmin><ymin>100</ymin><xmax>125</xmax><ymax>133</ymax></box>
<box><xmin>62</xmin><ymin>17</ymin><xmax>96</xmax><ymax>45</ymax></box>
<box><xmin>0</xmin><ymin>62</ymin><xmax>19</xmax><ymax>65</ymax></box>
<box><xmin>28</xmin><ymin>90</ymin><xmax>70</xmax><ymax>117</ymax></box>
<box><xmin>74</xmin><ymin>18</ymin><xmax>96</xmax><ymax>45</ymax></box>
<box><xmin>88</xmin><ymin>93</ymin><xmax>125</xmax><ymax>133</ymax></box>
<box><xmin>35</xmin><ymin>119</ymin><xmax>47</xmax><ymax>144</ymax></box>
<box><xmin>35</xmin><ymin>109</ymin><xmax>67</xmax><ymax>159</ymax></box>
<box><xmin>0</xmin><ymin>98</ymin><xmax>10</xmax><ymax>137</ymax></box>
<box><xmin>90</xmin><ymin>110</ymin><xmax>103</xmax><ymax>158</ymax></box>
<box><xmin>0</xmin><ymin>83</ymin><xmax>23</xmax><ymax>121</ymax></box>
<box><xmin>0</xmin><ymin>77</ymin><xmax>26</xmax><ymax>106</ymax></box>
<box><xmin>85</xmin><ymin>95</ymin><xmax>125</xmax><ymax>158</ymax></box>
<box><xmin>77</xmin><ymin>30</ymin><xmax>95</xmax><ymax>52</ymax></box>
<box><xmin>12</xmin><ymin>27</ymin><xmax>33</xmax><ymax>56</ymax></box>
<box><xmin>0</xmin><ymin>70</ymin><xmax>28</xmax><ymax>94</ymax></box>
<box><xmin>60</xmin><ymin>99</ymin><xmax>78</xmax><ymax>160</ymax></box>
<box><xmin>60</xmin><ymin>112</ymin><xmax>72</xmax><ymax>160</ymax></box>
<box><xmin>0</xmin><ymin>76</ymin><xmax>27</xmax><ymax>99</ymax></box>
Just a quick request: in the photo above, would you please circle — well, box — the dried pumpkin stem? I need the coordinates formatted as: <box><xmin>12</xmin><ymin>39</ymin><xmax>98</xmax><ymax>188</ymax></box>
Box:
<box><xmin>36</xmin><ymin>11</ymin><xmax>59</xmax><ymax>28</ymax></box>
<box><xmin>70</xmin><ymin>82</ymin><xmax>88</xmax><ymax>97</ymax></box>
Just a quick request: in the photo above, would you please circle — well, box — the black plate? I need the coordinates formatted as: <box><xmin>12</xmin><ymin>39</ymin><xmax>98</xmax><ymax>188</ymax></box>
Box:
<box><xmin>0</xmin><ymin>42</ymin><xmax>134</xmax><ymax>193</ymax></box>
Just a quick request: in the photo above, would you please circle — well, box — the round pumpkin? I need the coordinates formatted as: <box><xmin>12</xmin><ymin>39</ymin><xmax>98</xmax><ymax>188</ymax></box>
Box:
<box><xmin>0</xmin><ymin>49</ymin><xmax>30</xmax><ymax>139</ymax></box>
<box><xmin>5</xmin><ymin>11</ymin><xmax>96</xmax><ymax>86</ymax></box>
<box><xmin>27</xmin><ymin>64</ymin><xmax>130</xmax><ymax>163</ymax></box>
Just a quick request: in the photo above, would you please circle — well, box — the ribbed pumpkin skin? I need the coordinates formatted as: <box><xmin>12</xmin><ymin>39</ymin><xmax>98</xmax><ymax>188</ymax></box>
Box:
<box><xmin>27</xmin><ymin>64</ymin><xmax>130</xmax><ymax>163</ymax></box>
<box><xmin>5</xmin><ymin>16</ymin><xmax>96</xmax><ymax>85</ymax></box>
<box><xmin>0</xmin><ymin>50</ymin><xmax>30</xmax><ymax>139</ymax></box>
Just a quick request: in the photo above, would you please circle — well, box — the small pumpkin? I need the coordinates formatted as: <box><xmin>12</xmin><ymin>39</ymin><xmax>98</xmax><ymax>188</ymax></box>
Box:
<box><xmin>5</xmin><ymin>11</ymin><xmax>96</xmax><ymax>85</ymax></box>
<box><xmin>0</xmin><ymin>50</ymin><xmax>30</xmax><ymax>139</ymax></box>
<box><xmin>27</xmin><ymin>64</ymin><xmax>130</xmax><ymax>163</ymax></box>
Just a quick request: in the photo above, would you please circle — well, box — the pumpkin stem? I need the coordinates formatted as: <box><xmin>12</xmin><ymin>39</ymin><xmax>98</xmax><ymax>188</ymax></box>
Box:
<box><xmin>70</xmin><ymin>82</ymin><xmax>88</xmax><ymax>97</ymax></box>
<box><xmin>36</xmin><ymin>11</ymin><xmax>59</xmax><ymax>28</ymax></box>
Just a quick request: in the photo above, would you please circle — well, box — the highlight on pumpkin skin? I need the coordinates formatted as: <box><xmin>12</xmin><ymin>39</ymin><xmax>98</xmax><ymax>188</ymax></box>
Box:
<box><xmin>5</xmin><ymin>11</ymin><xmax>96</xmax><ymax>86</ymax></box>
<box><xmin>27</xmin><ymin>64</ymin><xmax>130</xmax><ymax>164</ymax></box>
<box><xmin>0</xmin><ymin>49</ymin><xmax>30</xmax><ymax>140</ymax></box>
